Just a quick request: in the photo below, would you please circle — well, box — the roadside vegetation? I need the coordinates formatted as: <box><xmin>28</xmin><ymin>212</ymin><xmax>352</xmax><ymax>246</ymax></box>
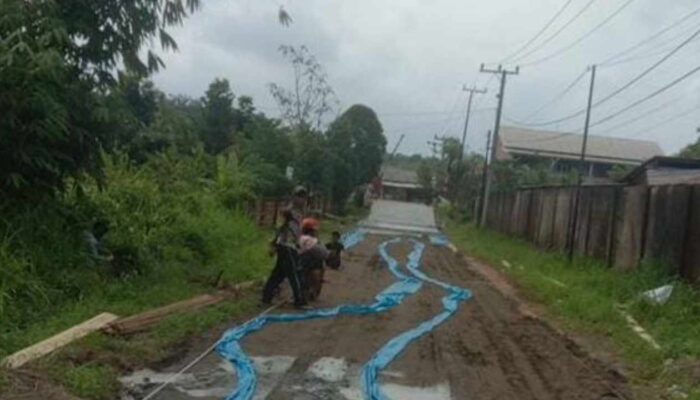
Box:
<box><xmin>1</xmin><ymin>1</ymin><xmax>385</xmax><ymax>397</ymax></box>
<box><xmin>446</xmin><ymin>221</ymin><xmax>700</xmax><ymax>398</ymax></box>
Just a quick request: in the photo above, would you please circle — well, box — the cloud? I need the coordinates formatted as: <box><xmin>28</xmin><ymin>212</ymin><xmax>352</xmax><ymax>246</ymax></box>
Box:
<box><xmin>152</xmin><ymin>0</ymin><xmax>700</xmax><ymax>155</ymax></box>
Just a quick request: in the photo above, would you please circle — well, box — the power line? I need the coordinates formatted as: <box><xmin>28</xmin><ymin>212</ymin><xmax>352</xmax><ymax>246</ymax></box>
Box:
<box><xmin>593</xmin><ymin>26</ymin><xmax>700</xmax><ymax>105</ymax></box>
<box><xmin>521</xmin><ymin>25</ymin><xmax>700</xmax><ymax>128</ymax></box>
<box><xmin>500</xmin><ymin>0</ymin><xmax>575</xmax><ymax>63</ymax></box>
<box><xmin>510</xmin><ymin>0</ymin><xmax>597</xmax><ymax>63</ymax></box>
<box><xmin>591</xmin><ymin>63</ymin><xmax>700</xmax><ymax>128</ymax></box>
<box><xmin>625</xmin><ymin>105</ymin><xmax>700</xmax><ymax>139</ymax></box>
<box><xmin>595</xmin><ymin>96</ymin><xmax>683</xmax><ymax>134</ymax></box>
<box><xmin>599</xmin><ymin>5</ymin><xmax>700</xmax><ymax>66</ymax></box>
<box><xmin>508</xmin><ymin>68</ymin><xmax>588</xmax><ymax>124</ymax></box>
<box><xmin>521</xmin><ymin>0</ymin><xmax>637</xmax><ymax>67</ymax></box>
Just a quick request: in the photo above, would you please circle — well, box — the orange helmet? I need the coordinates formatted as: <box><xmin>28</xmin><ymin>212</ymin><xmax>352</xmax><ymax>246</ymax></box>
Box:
<box><xmin>301</xmin><ymin>218</ymin><xmax>321</xmax><ymax>231</ymax></box>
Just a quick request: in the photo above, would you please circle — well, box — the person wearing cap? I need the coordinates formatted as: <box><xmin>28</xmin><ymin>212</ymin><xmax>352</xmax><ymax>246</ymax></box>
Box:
<box><xmin>261</xmin><ymin>186</ymin><xmax>309</xmax><ymax>309</ymax></box>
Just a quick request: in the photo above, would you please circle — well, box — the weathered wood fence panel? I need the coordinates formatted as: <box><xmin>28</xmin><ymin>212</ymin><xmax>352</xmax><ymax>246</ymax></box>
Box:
<box><xmin>613</xmin><ymin>186</ymin><xmax>648</xmax><ymax>271</ymax></box>
<box><xmin>484</xmin><ymin>184</ymin><xmax>700</xmax><ymax>284</ymax></box>
<box><xmin>643</xmin><ymin>186</ymin><xmax>691</xmax><ymax>274</ymax></box>
<box><xmin>682</xmin><ymin>186</ymin><xmax>700</xmax><ymax>282</ymax></box>
<box><xmin>552</xmin><ymin>189</ymin><xmax>572</xmax><ymax>251</ymax></box>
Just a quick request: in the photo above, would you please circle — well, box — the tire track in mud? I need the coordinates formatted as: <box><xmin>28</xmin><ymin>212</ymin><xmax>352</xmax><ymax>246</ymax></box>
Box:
<box><xmin>412</xmin><ymin>245</ymin><xmax>631</xmax><ymax>400</ymax></box>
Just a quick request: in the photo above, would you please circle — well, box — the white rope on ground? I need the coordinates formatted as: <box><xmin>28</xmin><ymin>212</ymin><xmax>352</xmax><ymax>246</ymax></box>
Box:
<box><xmin>141</xmin><ymin>301</ymin><xmax>284</xmax><ymax>400</ymax></box>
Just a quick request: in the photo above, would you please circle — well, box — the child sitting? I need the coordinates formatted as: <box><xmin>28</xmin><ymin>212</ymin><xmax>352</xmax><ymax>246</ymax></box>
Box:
<box><xmin>325</xmin><ymin>231</ymin><xmax>345</xmax><ymax>270</ymax></box>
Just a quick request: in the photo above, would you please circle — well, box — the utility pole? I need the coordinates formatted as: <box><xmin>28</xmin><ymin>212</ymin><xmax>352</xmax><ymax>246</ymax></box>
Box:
<box><xmin>479</xmin><ymin>64</ymin><xmax>519</xmax><ymax>227</ymax></box>
<box><xmin>459</xmin><ymin>86</ymin><xmax>487</xmax><ymax>163</ymax></box>
<box><xmin>478</xmin><ymin>130</ymin><xmax>492</xmax><ymax>223</ymax></box>
<box><xmin>567</xmin><ymin>64</ymin><xmax>597</xmax><ymax>261</ymax></box>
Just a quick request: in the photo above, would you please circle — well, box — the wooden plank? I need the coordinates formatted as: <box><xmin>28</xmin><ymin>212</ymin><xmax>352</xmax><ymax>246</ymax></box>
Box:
<box><xmin>614</xmin><ymin>186</ymin><xmax>648</xmax><ymax>271</ymax></box>
<box><xmin>552</xmin><ymin>188</ymin><xmax>572</xmax><ymax>251</ymax></box>
<box><xmin>573</xmin><ymin>188</ymin><xmax>593</xmax><ymax>256</ymax></box>
<box><xmin>643</xmin><ymin>185</ymin><xmax>691</xmax><ymax>274</ymax></box>
<box><xmin>682</xmin><ymin>185</ymin><xmax>700</xmax><ymax>283</ymax></box>
<box><xmin>2</xmin><ymin>313</ymin><xmax>119</xmax><ymax>369</ymax></box>
<box><xmin>106</xmin><ymin>294</ymin><xmax>224</xmax><ymax>335</ymax></box>
<box><xmin>586</xmin><ymin>187</ymin><xmax>615</xmax><ymax>262</ymax></box>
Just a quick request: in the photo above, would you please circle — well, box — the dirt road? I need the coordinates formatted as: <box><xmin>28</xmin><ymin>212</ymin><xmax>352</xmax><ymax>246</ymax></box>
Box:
<box><xmin>122</xmin><ymin>232</ymin><xmax>630</xmax><ymax>399</ymax></box>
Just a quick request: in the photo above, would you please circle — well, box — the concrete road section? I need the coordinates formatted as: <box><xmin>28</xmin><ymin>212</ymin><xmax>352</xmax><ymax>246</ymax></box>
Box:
<box><xmin>359</xmin><ymin>200</ymin><xmax>439</xmax><ymax>235</ymax></box>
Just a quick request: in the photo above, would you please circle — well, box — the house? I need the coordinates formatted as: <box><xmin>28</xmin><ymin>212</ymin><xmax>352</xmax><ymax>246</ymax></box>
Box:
<box><xmin>622</xmin><ymin>156</ymin><xmax>700</xmax><ymax>185</ymax></box>
<box><xmin>496</xmin><ymin>126</ymin><xmax>664</xmax><ymax>177</ymax></box>
<box><xmin>380</xmin><ymin>166</ymin><xmax>428</xmax><ymax>203</ymax></box>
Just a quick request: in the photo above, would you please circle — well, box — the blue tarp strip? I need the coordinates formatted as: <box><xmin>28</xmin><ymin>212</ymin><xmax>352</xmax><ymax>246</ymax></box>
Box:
<box><xmin>429</xmin><ymin>234</ymin><xmax>450</xmax><ymax>247</ymax></box>
<box><xmin>362</xmin><ymin>239</ymin><xmax>472</xmax><ymax>399</ymax></box>
<box><xmin>216</xmin><ymin>231</ymin><xmax>425</xmax><ymax>400</ymax></box>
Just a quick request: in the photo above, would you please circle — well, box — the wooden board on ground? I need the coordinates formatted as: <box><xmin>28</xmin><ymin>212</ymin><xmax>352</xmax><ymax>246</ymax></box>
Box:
<box><xmin>2</xmin><ymin>312</ymin><xmax>119</xmax><ymax>369</ymax></box>
<box><xmin>105</xmin><ymin>294</ymin><xmax>224</xmax><ymax>335</ymax></box>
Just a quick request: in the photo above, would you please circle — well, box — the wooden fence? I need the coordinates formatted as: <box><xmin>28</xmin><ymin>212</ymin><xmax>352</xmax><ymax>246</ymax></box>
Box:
<box><xmin>245</xmin><ymin>195</ymin><xmax>333</xmax><ymax>228</ymax></box>
<box><xmin>484</xmin><ymin>184</ymin><xmax>700</xmax><ymax>283</ymax></box>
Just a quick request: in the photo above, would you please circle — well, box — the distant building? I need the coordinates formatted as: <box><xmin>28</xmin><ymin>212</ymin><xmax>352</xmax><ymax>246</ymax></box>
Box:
<box><xmin>380</xmin><ymin>166</ymin><xmax>428</xmax><ymax>203</ymax></box>
<box><xmin>496</xmin><ymin>126</ymin><xmax>664</xmax><ymax>177</ymax></box>
<box><xmin>622</xmin><ymin>156</ymin><xmax>700</xmax><ymax>185</ymax></box>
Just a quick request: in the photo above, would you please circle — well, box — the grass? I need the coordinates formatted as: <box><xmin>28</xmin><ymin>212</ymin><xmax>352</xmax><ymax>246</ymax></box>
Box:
<box><xmin>446</xmin><ymin>221</ymin><xmax>700</xmax><ymax>398</ymax></box>
<box><xmin>39</xmin><ymin>295</ymin><xmax>258</xmax><ymax>400</ymax></box>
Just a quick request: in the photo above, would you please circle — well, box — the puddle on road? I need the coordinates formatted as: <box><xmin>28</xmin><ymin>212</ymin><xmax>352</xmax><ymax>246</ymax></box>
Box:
<box><xmin>120</xmin><ymin>355</ymin><xmax>451</xmax><ymax>399</ymax></box>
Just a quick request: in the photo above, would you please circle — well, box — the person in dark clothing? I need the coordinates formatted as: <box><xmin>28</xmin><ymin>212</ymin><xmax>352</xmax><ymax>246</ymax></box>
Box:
<box><xmin>261</xmin><ymin>187</ymin><xmax>309</xmax><ymax>309</ymax></box>
<box><xmin>325</xmin><ymin>231</ymin><xmax>345</xmax><ymax>270</ymax></box>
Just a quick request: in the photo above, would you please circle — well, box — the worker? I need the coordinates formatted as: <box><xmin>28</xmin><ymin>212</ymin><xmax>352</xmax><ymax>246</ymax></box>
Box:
<box><xmin>261</xmin><ymin>186</ymin><xmax>309</xmax><ymax>309</ymax></box>
<box><xmin>298</xmin><ymin>218</ymin><xmax>328</xmax><ymax>301</ymax></box>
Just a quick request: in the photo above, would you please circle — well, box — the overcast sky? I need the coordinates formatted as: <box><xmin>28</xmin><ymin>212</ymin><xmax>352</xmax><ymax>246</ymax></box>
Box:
<box><xmin>152</xmin><ymin>0</ymin><xmax>700</xmax><ymax>156</ymax></box>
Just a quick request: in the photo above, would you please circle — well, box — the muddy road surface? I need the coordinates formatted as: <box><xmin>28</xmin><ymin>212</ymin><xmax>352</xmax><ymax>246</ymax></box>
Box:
<box><xmin>122</xmin><ymin>232</ymin><xmax>630</xmax><ymax>400</ymax></box>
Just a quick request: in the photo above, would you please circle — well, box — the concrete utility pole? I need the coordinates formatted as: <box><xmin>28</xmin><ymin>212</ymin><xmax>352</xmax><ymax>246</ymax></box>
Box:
<box><xmin>479</xmin><ymin>64</ymin><xmax>519</xmax><ymax>227</ymax></box>
<box><xmin>567</xmin><ymin>64</ymin><xmax>597</xmax><ymax>261</ymax></box>
<box><xmin>459</xmin><ymin>86</ymin><xmax>487</xmax><ymax>163</ymax></box>
<box><xmin>478</xmin><ymin>130</ymin><xmax>492</xmax><ymax>222</ymax></box>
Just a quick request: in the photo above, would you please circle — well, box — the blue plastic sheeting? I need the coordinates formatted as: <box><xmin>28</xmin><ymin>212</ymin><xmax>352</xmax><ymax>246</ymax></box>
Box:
<box><xmin>216</xmin><ymin>237</ymin><xmax>425</xmax><ymax>400</ymax></box>
<box><xmin>342</xmin><ymin>229</ymin><xmax>366</xmax><ymax>250</ymax></box>
<box><xmin>363</xmin><ymin>239</ymin><xmax>472</xmax><ymax>400</ymax></box>
<box><xmin>429</xmin><ymin>234</ymin><xmax>450</xmax><ymax>247</ymax></box>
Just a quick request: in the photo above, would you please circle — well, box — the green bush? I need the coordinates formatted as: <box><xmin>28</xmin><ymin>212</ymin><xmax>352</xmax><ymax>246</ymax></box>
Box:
<box><xmin>0</xmin><ymin>149</ymin><xmax>270</xmax><ymax>358</ymax></box>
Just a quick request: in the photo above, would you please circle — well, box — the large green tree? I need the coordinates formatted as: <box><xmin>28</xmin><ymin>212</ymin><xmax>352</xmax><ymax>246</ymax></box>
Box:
<box><xmin>201</xmin><ymin>78</ymin><xmax>236</xmax><ymax>155</ymax></box>
<box><xmin>326</xmin><ymin>104</ymin><xmax>386</xmax><ymax>207</ymax></box>
<box><xmin>0</xmin><ymin>0</ymin><xmax>200</xmax><ymax>200</ymax></box>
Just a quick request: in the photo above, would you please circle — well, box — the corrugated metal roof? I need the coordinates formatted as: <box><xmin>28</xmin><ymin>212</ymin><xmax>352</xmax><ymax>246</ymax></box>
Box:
<box><xmin>381</xmin><ymin>166</ymin><xmax>419</xmax><ymax>184</ymax></box>
<box><xmin>499</xmin><ymin>126</ymin><xmax>664</xmax><ymax>165</ymax></box>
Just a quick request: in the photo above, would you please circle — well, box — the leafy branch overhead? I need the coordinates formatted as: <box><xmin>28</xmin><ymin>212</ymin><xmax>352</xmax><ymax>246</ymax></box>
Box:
<box><xmin>269</xmin><ymin>45</ymin><xmax>339</xmax><ymax>131</ymax></box>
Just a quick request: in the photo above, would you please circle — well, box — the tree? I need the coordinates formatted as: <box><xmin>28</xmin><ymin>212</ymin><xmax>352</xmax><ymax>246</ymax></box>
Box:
<box><xmin>679</xmin><ymin>135</ymin><xmax>700</xmax><ymax>159</ymax></box>
<box><xmin>201</xmin><ymin>78</ymin><xmax>236</xmax><ymax>154</ymax></box>
<box><xmin>0</xmin><ymin>0</ymin><xmax>200</xmax><ymax>200</ymax></box>
<box><xmin>269</xmin><ymin>45</ymin><xmax>338</xmax><ymax>131</ymax></box>
<box><xmin>326</xmin><ymin>105</ymin><xmax>387</xmax><ymax>208</ymax></box>
<box><xmin>417</xmin><ymin>161</ymin><xmax>434</xmax><ymax>191</ymax></box>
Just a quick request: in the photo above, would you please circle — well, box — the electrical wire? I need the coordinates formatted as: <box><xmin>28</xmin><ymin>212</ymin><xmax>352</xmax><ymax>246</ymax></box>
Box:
<box><xmin>593</xmin><ymin>26</ymin><xmax>700</xmax><ymax>106</ymax></box>
<box><xmin>595</xmin><ymin>96</ymin><xmax>683</xmax><ymax>134</ymax></box>
<box><xmin>500</xmin><ymin>0</ymin><xmax>575</xmax><ymax>63</ymax></box>
<box><xmin>510</xmin><ymin>0</ymin><xmax>597</xmax><ymax>63</ymax></box>
<box><xmin>590</xmin><ymin>63</ymin><xmax>700</xmax><ymax>128</ymax></box>
<box><xmin>624</xmin><ymin>105</ymin><xmax>700</xmax><ymax>139</ymax></box>
<box><xmin>599</xmin><ymin>5</ymin><xmax>700</xmax><ymax>66</ymax></box>
<box><xmin>521</xmin><ymin>0</ymin><xmax>637</xmax><ymax>67</ymax></box>
<box><xmin>508</xmin><ymin>68</ymin><xmax>588</xmax><ymax>125</ymax></box>
<box><xmin>521</xmin><ymin>25</ymin><xmax>700</xmax><ymax>128</ymax></box>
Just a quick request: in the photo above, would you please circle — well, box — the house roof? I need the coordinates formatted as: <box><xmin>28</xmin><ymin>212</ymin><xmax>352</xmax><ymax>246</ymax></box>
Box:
<box><xmin>499</xmin><ymin>126</ymin><xmax>664</xmax><ymax>165</ymax></box>
<box><xmin>623</xmin><ymin>156</ymin><xmax>700</xmax><ymax>185</ymax></box>
<box><xmin>381</xmin><ymin>166</ymin><xmax>419</xmax><ymax>184</ymax></box>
